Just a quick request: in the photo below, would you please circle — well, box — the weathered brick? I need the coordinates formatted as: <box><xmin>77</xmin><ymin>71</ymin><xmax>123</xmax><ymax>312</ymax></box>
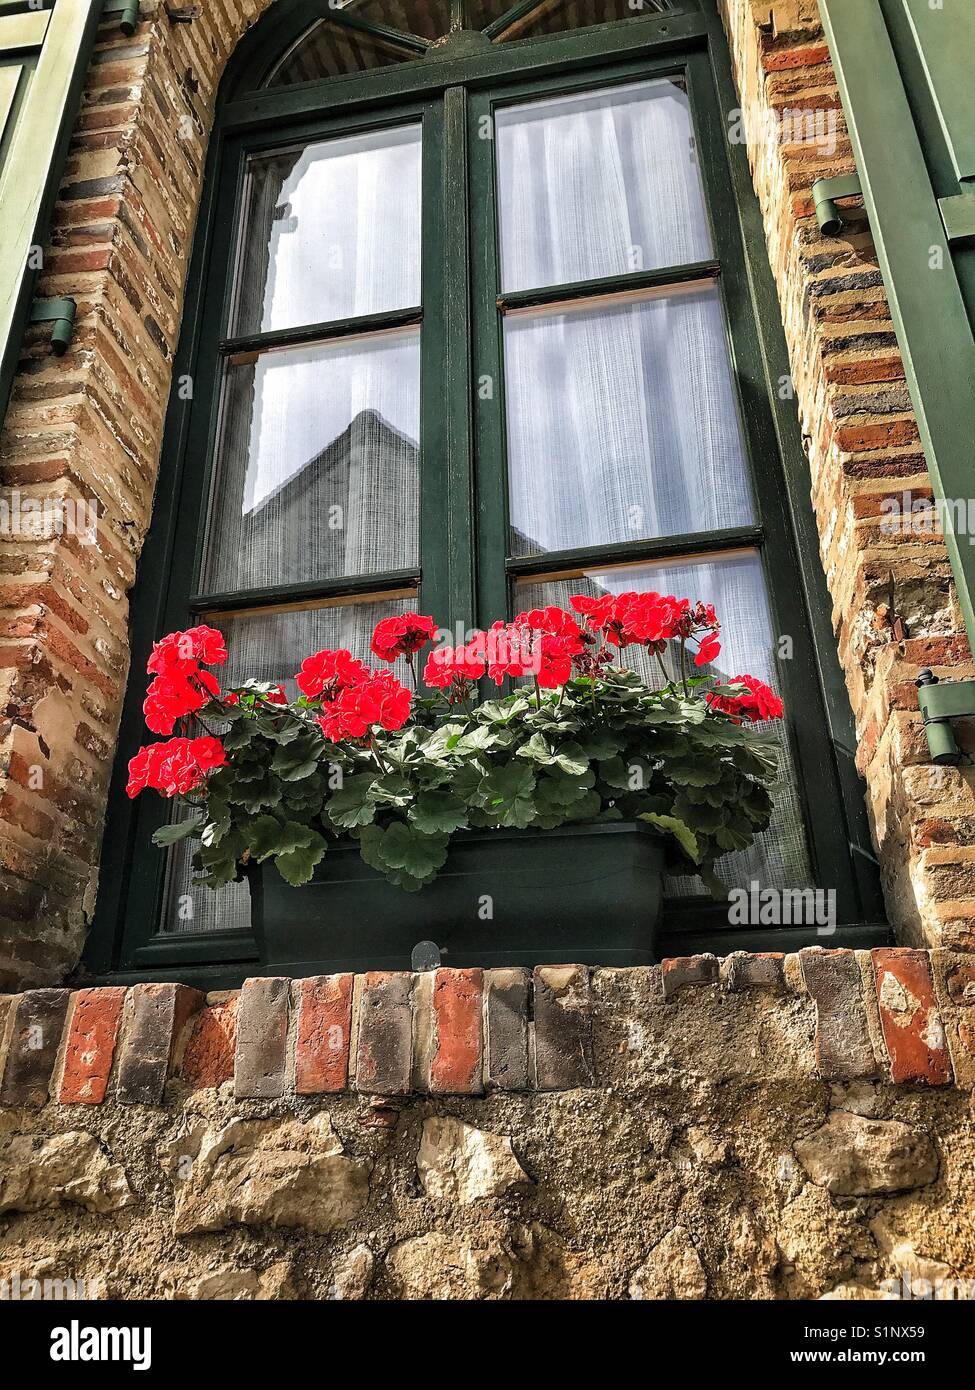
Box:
<box><xmin>355</xmin><ymin>971</ymin><xmax>414</xmax><ymax>1097</ymax></box>
<box><xmin>800</xmin><ymin>948</ymin><xmax>878</xmax><ymax>1081</ymax></box>
<box><xmin>179</xmin><ymin>996</ymin><xmax>238</xmax><ymax>1089</ymax></box>
<box><xmin>234</xmin><ymin>976</ymin><xmax>291</xmax><ymax>1099</ymax></box>
<box><xmin>116</xmin><ymin>982</ymin><xmax>204</xmax><ymax>1105</ymax></box>
<box><xmin>872</xmin><ymin>948</ymin><xmax>953</xmax><ymax>1086</ymax></box>
<box><xmin>59</xmin><ymin>986</ymin><xmax>127</xmax><ymax>1104</ymax></box>
<box><xmin>430</xmin><ymin>968</ymin><xmax>483</xmax><ymax>1096</ymax></box>
<box><xmin>721</xmin><ymin>952</ymin><xmax>786</xmax><ymax>992</ymax></box>
<box><xmin>295</xmin><ymin>974</ymin><xmax>353</xmax><ymax>1095</ymax></box>
<box><xmin>484</xmin><ymin>968</ymin><xmax>529</xmax><ymax>1091</ymax></box>
<box><xmin>533</xmin><ymin>965</ymin><xmax>593</xmax><ymax>1090</ymax></box>
<box><xmin>0</xmin><ymin>989</ymin><xmax>70</xmax><ymax>1106</ymax></box>
<box><xmin>661</xmin><ymin>955</ymin><xmax>720</xmax><ymax>1001</ymax></box>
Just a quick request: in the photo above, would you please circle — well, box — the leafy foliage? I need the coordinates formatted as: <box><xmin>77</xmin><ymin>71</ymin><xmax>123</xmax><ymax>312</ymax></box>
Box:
<box><xmin>174</xmin><ymin>667</ymin><xmax>779</xmax><ymax>894</ymax></box>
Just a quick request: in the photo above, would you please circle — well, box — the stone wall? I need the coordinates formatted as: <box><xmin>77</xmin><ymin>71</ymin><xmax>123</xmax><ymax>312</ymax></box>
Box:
<box><xmin>2</xmin><ymin>950</ymin><xmax>974</xmax><ymax>1300</ymax></box>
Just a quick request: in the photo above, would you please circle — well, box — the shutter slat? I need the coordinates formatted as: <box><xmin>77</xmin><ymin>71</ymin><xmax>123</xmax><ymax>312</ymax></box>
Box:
<box><xmin>903</xmin><ymin>0</ymin><xmax>975</xmax><ymax>185</ymax></box>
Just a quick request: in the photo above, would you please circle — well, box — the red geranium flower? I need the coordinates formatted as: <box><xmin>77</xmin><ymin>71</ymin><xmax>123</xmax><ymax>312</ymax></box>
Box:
<box><xmin>707</xmin><ymin>674</ymin><xmax>784</xmax><ymax>723</ymax></box>
<box><xmin>147</xmin><ymin>625</ymin><xmax>227</xmax><ymax>676</ymax></box>
<box><xmin>694</xmin><ymin>631</ymin><xmax>722</xmax><ymax>668</ymax></box>
<box><xmin>296</xmin><ymin>648</ymin><xmax>368</xmax><ymax>699</ymax></box>
<box><xmin>126</xmin><ymin>735</ymin><xmax>226</xmax><ymax>798</ymax></box>
<box><xmin>370</xmin><ymin>614</ymin><xmax>437</xmax><ymax>663</ymax></box>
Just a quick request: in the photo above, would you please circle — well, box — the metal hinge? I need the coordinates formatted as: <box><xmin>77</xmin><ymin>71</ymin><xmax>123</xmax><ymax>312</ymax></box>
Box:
<box><xmin>30</xmin><ymin>297</ymin><xmax>76</xmax><ymax>356</ymax></box>
<box><xmin>101</xmin><ymin>0</ymin><xmax>140</xmax><ymax>36</ymax></box>
<box><xmin>811</xmin><ymin>173</ymin><xmax>864</xmax><ymax>236</ymax></box>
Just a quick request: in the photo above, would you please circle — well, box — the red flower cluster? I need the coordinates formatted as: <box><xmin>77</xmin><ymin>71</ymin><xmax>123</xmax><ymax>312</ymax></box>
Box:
<box><xmin>296</xmin><ymin>648</ymin><xmax>412</xmax><ymax>740</ymax></box>
<box><xmin>143</xmin><ymin>625</ymin><xmax>227</xmax><ymax>735</ymax></box>
<box><xmin>707</xmin><ymin>674</ymin><xmax>784</xmax><ymax>723</ymax></box>
<box><xmin>126</xmin><ymin>735</ymin><xmax>226</xmax><ymax>799</ymax></box>
<box><xmin>370</xmin><ymin>614</ymin><xmax>437</xmax><ymax>663</ymax></box>
<box><xmin>423</xmin><ymin>639</ymin><xmax>486</xmax><ymax>700</ymax></box>
<box><xmin>571</xmin><ymin>591</ymin><xmax>721</xmax><ymax>668</ymax></box>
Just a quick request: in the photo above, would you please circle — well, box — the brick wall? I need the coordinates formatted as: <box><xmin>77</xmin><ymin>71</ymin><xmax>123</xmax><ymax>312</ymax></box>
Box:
<box><xmin>1</xmin><ymin>0</ymin><xmax>975</xmax><ymax>987</ymax></box>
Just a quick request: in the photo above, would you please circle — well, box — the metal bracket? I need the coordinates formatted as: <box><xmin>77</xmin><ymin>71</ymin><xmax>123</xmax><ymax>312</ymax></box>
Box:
<box><xmin>812</xmin><ymin>173</ymin><xmax>864</xmax><ymax>236</ymax></box>
<box><xmin>30</xmin><ymin>297</ymin><xmax>77</xmax><ymax>356</ymax></box>
<box><xmin>938</xmin><ymin>192</ymin><xmax>975</xmax><ymax>246</ymax></box>
<box><xmin>102</xmin><ymin>1</ymin><xmax>140</xmax><ymax>37</ymax></box>
<box><xmin>916</xmin><ymin>668</ymin><xmax>975</xmax><ymax>765</ymax></box>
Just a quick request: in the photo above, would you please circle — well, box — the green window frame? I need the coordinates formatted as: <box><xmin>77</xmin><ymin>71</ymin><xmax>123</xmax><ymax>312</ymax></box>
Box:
<box><xmin>87</xmin><ymin>0</ymin><xmax>885</xmax><ymax>986</ymax></box>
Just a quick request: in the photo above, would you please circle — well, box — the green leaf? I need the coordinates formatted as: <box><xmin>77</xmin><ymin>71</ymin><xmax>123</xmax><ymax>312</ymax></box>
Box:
<box><xmin>326</xmin><ymin>774</ymin><xmax>379</xmax><ymax>829</ymax></box>
<box><xmin>477</xmin><ymin>762</ymin><xmax>536</xmax><ymax>828</ymax></box>
<box><xmin>409</xmin><ymin>788</ymin><xmax>469</xmax><ymax>835</ymax></box>
<box><xmin>152</xmin><ymin>815</ymin><xmax>202</xmax><ymax>847</ymax></box>
<box><xmin>639</xmin><ymin>812</ymin><xmax>701</xmax><ymax>864</ymax></box>
<box><xmin>274</xmin><ymin>828</ymin><xmax>327</xmax><ymax>885</ymax></box>
<box><xmin>375</xmin><ymin>821</ymin><xmax>449</xmax><ymax>879</ymax></box>
<box><xmin>271</xmin><ymin>733</ymin><xmax>322</xmax><ymax>781</ymax></box>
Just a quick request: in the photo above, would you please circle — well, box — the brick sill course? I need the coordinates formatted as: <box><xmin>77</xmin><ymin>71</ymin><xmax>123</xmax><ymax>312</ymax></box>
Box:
<box><xmin>0</xmin><ymin>948</ymin><xmax>972</xmax><ymax>1111</ymax></box>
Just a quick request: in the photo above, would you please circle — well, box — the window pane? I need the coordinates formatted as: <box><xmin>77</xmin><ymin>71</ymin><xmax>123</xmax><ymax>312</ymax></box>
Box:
<box><xmin>233</xmin><ymin>126</ymin><xmax>422</xmax><ymax>335</ymax></box>
<box><xmin>204</xmin><ymin>328</ymin><xmax>421</xmax><ymax>595</ymax></box>
<box><xmin>504</xmin><ymin>283</ymin><xmax>753</xmax><ymax>557</ymax></box>
<box><xmin>495</xmin><ymin>79</ymin><xmax>711</xmax><ymax>293</ymax></box>
<box><xmin>266</xmin><ymin>19</ymin><xmax>419</xmax><ymax>86</ymax></box>
<box><xmin>161</xmin><ymin>595</ymin><xmax>416</xmax><ymax>935</ymax></box>
<box><xmin>514</xmin><ymin>550</ymin><xmax>813</xmax><ymax>894</ymax></box>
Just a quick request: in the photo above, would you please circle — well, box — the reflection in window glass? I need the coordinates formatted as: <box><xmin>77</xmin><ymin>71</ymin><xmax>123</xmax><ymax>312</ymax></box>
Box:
<box><xmin>504</xmin><ymin>284</ymin><xmax>752</xmax><ymax>556</ymax></box>
<box><xmin>204</xmin><ymin>329</ymin><xmax>421</xmax><ymax>595</ymax></box>
<box><xmin>496</xmin><ymin>79</ymin><xmax>711</xmax><ymax>292</ymax></box>
<box><xmin>515</xmin><ymin>550</ymin><xmax>812</xmax><ymax>893</ymax></box>
<box><xmin>161</xmin><ymin>595</ymin><xmax>416</xmax><ymax>935</ymax></box>
<box><xmin>233</xmin><ymin>126</ymin><xmax>422</xmax><ymax>335</ymax></box>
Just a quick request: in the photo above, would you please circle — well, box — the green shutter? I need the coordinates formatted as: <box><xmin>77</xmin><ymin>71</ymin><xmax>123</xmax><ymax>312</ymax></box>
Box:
<box><xmin>0</xmin><ymin>0</ymin><xmax>103</xmax><ymax>425</ymax></box>
<box><xmin>820</xmin><ymin>0</ymin><xmax>975</xmax><ymax>647</ymax></box>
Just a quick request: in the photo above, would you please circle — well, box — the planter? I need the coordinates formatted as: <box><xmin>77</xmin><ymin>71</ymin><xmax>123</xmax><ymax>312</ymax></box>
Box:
<box><xmin>247</xmin><ymin>821</ymin><xmax>665</xmax><ymax>974</ymax></box>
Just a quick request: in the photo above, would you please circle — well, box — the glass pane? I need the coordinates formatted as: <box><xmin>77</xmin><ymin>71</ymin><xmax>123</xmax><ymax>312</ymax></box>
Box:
<box><xmin>204</xmin><ymin>328</ymin><xmax>421</xmax><ymax>595</ymax></box>
<box><xmin>266</xmin><ymin>19</ymin><xmax>419</xmax><ymax>86</ymax></box>
<box><xmin>333</xmin><ymin>0</ymin><xmax>452</xmax><ymax>41</ymax></box>
<box><xmin>496</xmin><ymin>0</ymin><xmax>679</xmax><ymax>41</ymax></box>
<box><xmin>515</xmin><ymin>550</ymin><xmax>812</xmax><ymax>893</ymax></box>
<box><xmin>504</xmin><ymin>283</ymin><xmax>753</xmax><ymax>557</ymax></box>
<box><xmin>161</xmin><ymin>595</ymin><xmax>416</xmax><ymax>935</ymax></box>
<box><xmin>233</xmin><ymin>125</ymin><xmax>422</xmax><ymax>335</ymax></box>
<box><xmin>496</xmin><ymin>78</ymin><xmax>711</xmax><ymax>293</ymax></box>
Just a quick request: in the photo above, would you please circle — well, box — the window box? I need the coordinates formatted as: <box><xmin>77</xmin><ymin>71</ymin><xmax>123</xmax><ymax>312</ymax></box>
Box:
<box><xmin>246</xmin><ymin>821</ymin><xmax>665</xmax><ymax>973</ymax></box>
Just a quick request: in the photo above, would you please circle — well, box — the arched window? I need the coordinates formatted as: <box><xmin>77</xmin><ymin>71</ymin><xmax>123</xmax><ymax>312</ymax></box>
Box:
<box><xmin>91</xmin><ymin>0</ymin><xmax>883</xmax><ymax>981</ymax></box>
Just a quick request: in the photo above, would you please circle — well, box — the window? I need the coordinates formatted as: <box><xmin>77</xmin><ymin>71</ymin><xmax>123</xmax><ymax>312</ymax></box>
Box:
<box><xmin>90</xmin><ymin>0</ymin><xmax>881</xmax><ymax>981</ymax></box>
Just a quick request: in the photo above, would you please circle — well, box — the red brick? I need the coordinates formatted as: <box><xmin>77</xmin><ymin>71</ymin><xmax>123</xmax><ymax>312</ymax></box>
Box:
<box><xmin>430</xmin><ymin>968</ymin><xmax>483</xmax><ymax>1096</ymax></box>
<box><xmin>59</xmin><ymin>986</ymin><xmax>126</xmax><ymax>1104</ymax></box>
<box><xmin>872</xmin><ymin>948</ymin><xmax>953</xmax><ymax>1086</ymax></box>
<box><xmin>179</xmin><ymin>997</ymin><xmax>238</xmax><ymax>1089</ymax></box>
<box><xmin>661</xmin><ymin>955</ymin><xmax>720</xmax><ymax>1000</ymax></box>
<box><xmin>295</xmin><ymin>974</ymin><xmax>353</xmax><ymax>1095</ymax></box>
